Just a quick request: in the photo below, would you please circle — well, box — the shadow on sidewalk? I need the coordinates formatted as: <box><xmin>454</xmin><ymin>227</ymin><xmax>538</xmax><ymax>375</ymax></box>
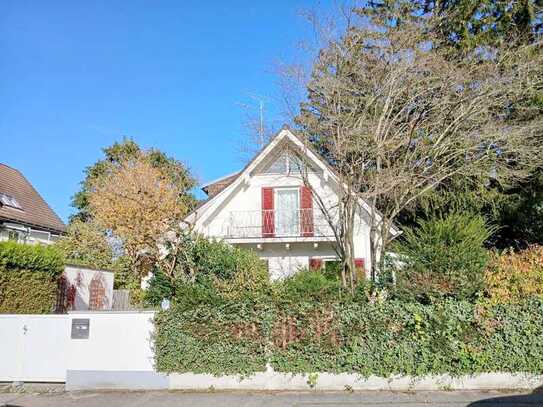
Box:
<box><xmin>468</xmin><ymin>386</ymin><xmax>543</xmax><ymax>406</ymax></box>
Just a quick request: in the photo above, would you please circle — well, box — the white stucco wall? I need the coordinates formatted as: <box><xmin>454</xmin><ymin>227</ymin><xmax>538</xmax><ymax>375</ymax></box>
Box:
<box><xmin>67</xmin><ymin>311</ymin><xmax>156</xmax><ymax>372</ymax></box>
<box><xmin>240</xmin><ymin>241</ymin><xmax>338</xmax><ymax>280</ymax></box>
<box><xmin>195</xmin><ymin>171</ymin><xmax>372</xmax><ymax>278</ymax></box>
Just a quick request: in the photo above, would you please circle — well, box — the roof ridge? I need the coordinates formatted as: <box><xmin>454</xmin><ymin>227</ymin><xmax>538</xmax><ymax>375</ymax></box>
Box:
<box><xmin>0</xmin><ymin>162</ymin><xmax>24</xmax><ymax>176</ymax></box>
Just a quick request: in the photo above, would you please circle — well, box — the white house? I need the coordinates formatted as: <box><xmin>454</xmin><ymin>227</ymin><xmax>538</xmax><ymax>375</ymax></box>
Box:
<box><xmin>0</xmin><ymin>163</ymin><xmax>65</xmax><ymax>244</ymax></box>
<box><xmin>188</xmin><ymin>127</ymin><xmax>399</xmax><ymax>280</ymax></box>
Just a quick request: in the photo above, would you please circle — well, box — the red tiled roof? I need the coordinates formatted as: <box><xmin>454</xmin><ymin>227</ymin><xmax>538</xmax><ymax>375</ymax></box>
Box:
<box><xmin>0</xmin><ymin>163</ymin><xmax>66</xmax><ymax>234</ymax></box>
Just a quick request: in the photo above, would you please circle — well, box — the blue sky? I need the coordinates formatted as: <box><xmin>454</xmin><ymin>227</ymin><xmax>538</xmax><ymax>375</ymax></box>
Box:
<box><xmin>0</xmin><ymin>1</ymin><xmax>327</xmax><ymax>222</ymax></box>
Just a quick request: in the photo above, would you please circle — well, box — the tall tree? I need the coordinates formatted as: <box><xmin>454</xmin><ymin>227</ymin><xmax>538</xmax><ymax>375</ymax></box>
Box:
<box><xmin>361</xmin><ymin>0</ymin><xmax>543</xmax><ymax>248</ymax></box>
<box><xmin>294</xmin><ymin>3</ymin><xmax>543</xmax><ymax>284</ymax></box>
<box><xmin>367</xmin><ymin>0</ymin><xmax>542</xmax><ymax>49</ymax></box>
<box><xmin>88</xmin><ymin>155</ymin><xmax>195</xmax><ymax>278</ymax></box>
<box><xmin>71</xmin><ymin>139</ymin><xmax>196</xmax><ymax>222</ymax></box>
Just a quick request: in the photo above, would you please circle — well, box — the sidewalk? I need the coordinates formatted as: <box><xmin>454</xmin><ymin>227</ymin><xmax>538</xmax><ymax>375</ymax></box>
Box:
<box><xmin>1</xmin><ymin>389</ymin><xmax>542</xmax><ymax>407</ymax></box>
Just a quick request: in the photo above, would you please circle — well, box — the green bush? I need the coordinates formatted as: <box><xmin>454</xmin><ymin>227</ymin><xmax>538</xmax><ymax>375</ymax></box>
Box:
<box><xmin>272</xmin><ymin>299</ymin><xmax>543</xmax><ymax>376</ymax></box>
<box><xmin>145</xmin><ymin>235</ymin><xmax>270</xmax><ymax>306</ymax></box>
<box><xmin>393</xmin><ymin>213</ymin><xmax>492</xmax><ymax>303</ymax></box>
<box><xmin>274</xmin><ymin>268</ymin><xmax>343</xmax><ymax>304</ymax></box>
<box><xmin>154</xmin><ymin>298</ymin><xmax>543</xmax><ymax>377</ymax></box>
<box><xmin>0</xmin><ymin>241</ymin><xmax>64</xmax><ymax>313</ymax></box>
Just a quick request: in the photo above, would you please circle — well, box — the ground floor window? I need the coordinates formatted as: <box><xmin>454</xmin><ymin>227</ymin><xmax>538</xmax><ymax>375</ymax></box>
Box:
<box><xmin>7</xmin><ymin>229</ymin><xmax>21</xmax><ymax>242</ymax></box>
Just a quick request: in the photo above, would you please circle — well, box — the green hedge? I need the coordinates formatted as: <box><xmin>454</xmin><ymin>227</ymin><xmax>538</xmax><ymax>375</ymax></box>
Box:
<box><xmin>154</xmin><ymin>298</ymin><xmax>543</xmax><ymax>377</ymax></box>
<box><xmin>0</xmin><ymin>241</ymin><xmax>64</xmax><ymax>313</ymax></box>
<box><xmin>154</xmin><ymin>302</ymin><xmax>272</xmax><ymax>375</ymax></box>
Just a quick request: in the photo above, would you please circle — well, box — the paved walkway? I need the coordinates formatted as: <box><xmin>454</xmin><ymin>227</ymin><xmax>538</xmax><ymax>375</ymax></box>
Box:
<box><xmin>1</xmin><ymin>390</ymin><xmax>543</xmax><ymax>407</ymax></box>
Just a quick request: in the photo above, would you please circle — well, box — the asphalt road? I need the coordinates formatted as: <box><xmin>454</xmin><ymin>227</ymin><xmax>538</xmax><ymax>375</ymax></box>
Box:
<box><xmin>2</xmin><ymin>390</ymin><xmax>543</xmax><ymax>407</ymax></box>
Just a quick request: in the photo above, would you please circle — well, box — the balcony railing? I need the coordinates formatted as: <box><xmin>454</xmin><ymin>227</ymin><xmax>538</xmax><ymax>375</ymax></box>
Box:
<box><xmin>221</xmin><ymin>208</ymin><xmax>334</xmax><ymax>239</ymax></box>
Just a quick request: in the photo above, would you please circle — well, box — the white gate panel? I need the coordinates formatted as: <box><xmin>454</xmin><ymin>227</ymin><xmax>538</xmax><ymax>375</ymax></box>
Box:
<box><xmin>21</xmin><ymin>315</ymin><xmax>69</xmax><ymax>381</ymax></box>
<box><xmin>0</xmin><ymin>315</ymin><xmax>68</xmax><ymax>382</ymax></box>
<box><xmin>0</xmin><ymin>316</ymin><xmax>24</xmax><ymax>381</ymax></box>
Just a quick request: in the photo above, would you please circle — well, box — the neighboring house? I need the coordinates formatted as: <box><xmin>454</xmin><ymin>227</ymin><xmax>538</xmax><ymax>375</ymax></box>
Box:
<box><xmin>188</xmin><ymin>127</ymin><xmax>399</xmax><ymax>280</ymax></box>
<box><xmin>0</xmin><ymin>163</ymin><xmax>65</xmax><ymax>244</ymax></box>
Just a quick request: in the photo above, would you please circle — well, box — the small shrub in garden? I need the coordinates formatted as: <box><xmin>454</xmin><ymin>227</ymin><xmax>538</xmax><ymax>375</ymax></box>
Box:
<box><xmin>0</xmin><ymin>241</ymin><xmax>64</xmax><ymax>313</ymax></box>
<box><xmin>144</xmin><ymin>235</ymin><xmax>270</xmax><ymax>305</ymax></box>
<box><xmin>274</xmin><ymin>268</ymin><xmax>343</xmax><ymax>304</ymax></box>
<box><xmin>144</xmin><ymin>267</ymin><xmax>175</xmax><ymax>306</ymax></box>
<box><xmin>0</xmin><ymin>240</ymin><xmax>64</xmax><ymax>275</ymax></box>
<box><xmin>393</xmin><ymin>212</ymin><xmax>492</xmax><ymax>303</ymax></box>
<box><xmin>485</xmin><ymin>245</ymin><xmax>543</xmax><ymax>305</ymax></box>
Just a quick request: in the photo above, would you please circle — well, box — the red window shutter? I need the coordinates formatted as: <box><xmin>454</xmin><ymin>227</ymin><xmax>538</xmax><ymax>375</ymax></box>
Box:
<box><xmin>262</xmin><ymin>187</ymin><xmax>274</xmax><ymax>237</ymax></box>
<box><xmin>354</xmin><ymin>258</ymin><xmax>365</xmax><ymax>269</ymax></box>
<box><xmin>300</xmin><ymin>186</ymin><xmax>314</xmax><ymax>237</ymax></box>
<box><xmin>309</xmin><ymin>258</ymin><xmax>323</xmax><ymax>271</ymax></box>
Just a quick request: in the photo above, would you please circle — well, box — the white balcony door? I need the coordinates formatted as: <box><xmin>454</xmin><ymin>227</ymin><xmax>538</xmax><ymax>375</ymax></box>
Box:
<box><xmin>275</xmin><ymin>188</ymin><xmax>299</xmax><ymax>236</ymax></box>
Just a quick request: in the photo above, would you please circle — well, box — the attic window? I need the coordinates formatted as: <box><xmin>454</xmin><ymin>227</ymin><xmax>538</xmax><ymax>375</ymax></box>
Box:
<box><xmin>0</xmin><ymin>193</ymin><xmax>22</xmax><ymax>210</ymax></box>
<box><xmin>263</xmin><ymin>149</ymin><xmax>308</xmax><ymax>175</ymax></box>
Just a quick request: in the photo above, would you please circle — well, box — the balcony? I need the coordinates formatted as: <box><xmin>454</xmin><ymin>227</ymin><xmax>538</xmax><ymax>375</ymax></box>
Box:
<box><xmin>221</xmin><ymin>208</ymin><xmax>335</xmax><ymax>240</ymax></box>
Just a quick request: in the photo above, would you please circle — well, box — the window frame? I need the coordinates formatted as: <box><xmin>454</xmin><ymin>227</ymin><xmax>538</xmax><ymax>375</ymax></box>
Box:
<box><xmin>274</xmin><ymin>186</ymin><xmax>300</xmax><ymax>237</ymax></box>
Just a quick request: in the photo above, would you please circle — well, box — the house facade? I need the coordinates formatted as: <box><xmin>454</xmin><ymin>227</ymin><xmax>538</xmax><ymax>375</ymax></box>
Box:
<box><xmin>0</xmin><ymin>163</ymin><xmax>65</xmax><ymax>244</ymax></box>
<box><xmin>189</xmin><ymin>128</ymin><xmax>396</xmax><ymax>280</ymax></box>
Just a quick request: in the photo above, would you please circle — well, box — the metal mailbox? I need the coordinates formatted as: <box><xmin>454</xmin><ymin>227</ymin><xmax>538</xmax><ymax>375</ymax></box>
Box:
<box><xmin>71</xmin><ymin>318</ymin><xmax>90</xmax><ymax>339</ymax></box>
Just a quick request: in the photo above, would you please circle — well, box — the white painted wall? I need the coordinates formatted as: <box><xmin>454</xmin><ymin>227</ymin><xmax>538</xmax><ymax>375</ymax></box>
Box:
<box><xmin>195</xmin><ymin>171</ymin><xmax>372</xmax><ymax>278</ymax></box>
<box><xmin>241</xmin><ymin>241</ymin><xmax>338</xmax><ymax>280</ymax></box>
<box><xmin>0</xmin><ymin>312</ymin><xmax>156</xmax><ymax>383</ymax></box>
<box><xmin>0</xmin><ymin>315</ymin><xmax>69</xmax><ymax>382</ymax></box>
<box><xmin>63</xmin><ymin>265</ymin><xmax>114</xmax><ymax>311</ymax></box>
<box><xmin>67</xmin><ymin>311</ymin><xmax>156</xmax><ymax>372</ymax></box>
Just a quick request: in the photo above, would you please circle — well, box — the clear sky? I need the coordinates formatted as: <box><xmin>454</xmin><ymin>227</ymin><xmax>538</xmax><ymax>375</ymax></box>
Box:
<box><xmin>0</xmin><ymin>0</ymin><xmax>326</xmax><ymax>222</ymax></box>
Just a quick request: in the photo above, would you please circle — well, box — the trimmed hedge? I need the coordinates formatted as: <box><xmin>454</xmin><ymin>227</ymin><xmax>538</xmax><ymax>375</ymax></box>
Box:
<box><xmin>0</xmin><ymin>241</ymin><xmax>64</xmax><ymax>313</ymax></box>
<box><xmin>154</xmin><ymin>298</ymin><xmax>543</xmax><ymax>377</ymax></box>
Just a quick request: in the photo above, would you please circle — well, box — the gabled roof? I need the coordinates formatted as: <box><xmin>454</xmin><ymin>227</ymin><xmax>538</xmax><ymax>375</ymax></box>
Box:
<box><xmin>188</xmin><ymin>127</ymin><xmax>400</xmax><ymax>236</ymax></box>
<box><xmin>0</xmin><ymin>163</ymin><xmax>66</xmax><ymax>234</ymax></box>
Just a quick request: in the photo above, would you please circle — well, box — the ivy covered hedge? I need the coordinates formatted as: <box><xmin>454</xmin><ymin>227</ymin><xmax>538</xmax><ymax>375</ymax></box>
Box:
<box><xmin>154</xmin><ymin>298</ymin><xmax>543</xmax><ymax>377</ymax></box>
<box><xmin>155</xmin><ymin>302</ymin><xmax>272</xmax><ymax>375</ymax></box>
<box><xmin>0</xmin><ymin>241</ymin><xmax>64</xmax><ymax>313</ymax></box>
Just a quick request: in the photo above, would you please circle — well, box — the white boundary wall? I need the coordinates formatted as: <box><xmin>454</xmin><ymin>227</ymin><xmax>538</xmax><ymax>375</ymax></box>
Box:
<box><xmin>0</xmin><ymin>314</ymin><xmax>69</xmax><ymax>382</ymax></box>
<box><xmin>2</xmin><ymin>311</ymin><xmax>542</xmax><ymax>391</ymax></box>
<box><xmin>67</xmin><ymin>311</ymin><xmax>155</xmax><ymax>371</ymax></box>
<box><xmin>64</xmin><ymin>311</ymin><xmax>543</xmax><ymax>391</ymax></box>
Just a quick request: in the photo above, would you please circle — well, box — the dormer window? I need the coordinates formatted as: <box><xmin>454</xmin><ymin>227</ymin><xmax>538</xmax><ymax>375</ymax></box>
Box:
<box><xmin>0</xmin><ymin>193</ymin><xmax>22</xmax><ymax>210</ymax></box>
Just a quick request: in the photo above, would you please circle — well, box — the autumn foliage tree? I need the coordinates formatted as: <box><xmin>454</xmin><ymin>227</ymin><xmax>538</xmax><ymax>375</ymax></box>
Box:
<box><xmin>71</xmin><ymin>139</ymin><xmax>196</xmax><ymax>222</ymax></box>
<box><xmin>88</xmin><ymin>154</ymin><xmax>195</xmax><ymax>278</ymax></box>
